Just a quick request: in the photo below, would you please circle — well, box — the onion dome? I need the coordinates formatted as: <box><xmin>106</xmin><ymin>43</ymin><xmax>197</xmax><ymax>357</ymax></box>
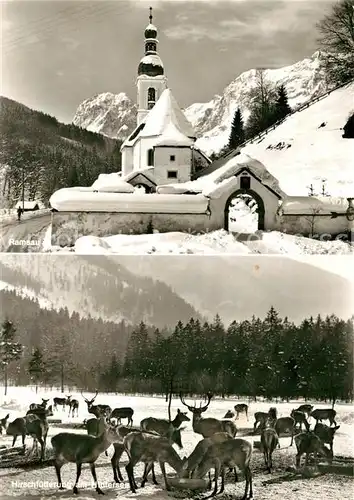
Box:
<box><xmin>138</xmin><ymin>54</ymin><xmax>164</xmax><ymax>76</ymax></box>
<box><xmin>145</xmin><ymin>23</ymin><xmax>157</xmax><ymax>39</ymax></box>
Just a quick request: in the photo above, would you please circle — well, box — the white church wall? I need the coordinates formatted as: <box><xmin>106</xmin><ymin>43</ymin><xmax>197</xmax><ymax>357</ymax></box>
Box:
<box><xmin>154</xmin><ymin>147</ymin><xmax>192</xmax><ymax>185</ymax></box>
<box><xmin>121</xmin><ymin>147</ymin><xmax>134</xmax><ymax>177</ymax></box>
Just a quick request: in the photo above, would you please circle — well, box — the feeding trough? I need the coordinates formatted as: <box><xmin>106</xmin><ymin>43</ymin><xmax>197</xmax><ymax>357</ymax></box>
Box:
<box><xmin>169</xmin><ymin>477</ymin><xmax>209</xmax><ymax>490</ymax></box>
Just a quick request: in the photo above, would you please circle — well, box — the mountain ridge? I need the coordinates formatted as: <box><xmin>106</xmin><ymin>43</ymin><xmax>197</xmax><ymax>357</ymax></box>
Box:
<box><xmin>72</xmin><ymin>51</ymin><xmax>333</xmax><ymax>154</ymax></box>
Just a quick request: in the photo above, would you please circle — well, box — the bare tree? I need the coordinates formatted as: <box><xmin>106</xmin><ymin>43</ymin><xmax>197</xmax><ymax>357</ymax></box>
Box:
<box><xmin>317</xmin><ymin>0</ymin><xmax>354</xmax><ymax>85</ymax></box>
<box><xmin>246</xmin><ymin>70</ymin><xmax>278</xmax><ymax>138</ymax></box>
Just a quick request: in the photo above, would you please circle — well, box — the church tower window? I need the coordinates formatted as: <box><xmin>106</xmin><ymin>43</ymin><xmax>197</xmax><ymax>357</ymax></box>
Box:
<box><xmin>147</xmin><ymin>87</ymin><xmax>156</xmax><ymax>109</ymax></box>
<box><xmin>147</xmin><ymin>148</ymin><xmax>154</xmax><ymax>166</ymax></box>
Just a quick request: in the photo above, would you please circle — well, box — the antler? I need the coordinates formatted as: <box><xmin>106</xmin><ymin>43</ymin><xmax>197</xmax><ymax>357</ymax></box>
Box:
<box><xmin>80</xmin><ymin>390</ymin><xmax>89</xmax><ymax>402</ymax></box>
<box><xmin>179</xmin><ymin>393</ymin><xmax>193</xmax><ymax>411</ymax></box>
<box><xmin>199</xmin><ymin>393</ymin><xmax>213</xmax><ymax>412</ymax></box>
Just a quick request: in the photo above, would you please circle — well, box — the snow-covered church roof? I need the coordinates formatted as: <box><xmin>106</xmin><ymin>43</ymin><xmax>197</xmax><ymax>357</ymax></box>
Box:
<box><xmin>141</xmin><ymin>88</ymin><xmax>196</xmax><ymax>139</ymax></box>
<box><xmin>154</xmin><ymin>121</ymin><xmax>194</xmax><ymax>147</ymax></box>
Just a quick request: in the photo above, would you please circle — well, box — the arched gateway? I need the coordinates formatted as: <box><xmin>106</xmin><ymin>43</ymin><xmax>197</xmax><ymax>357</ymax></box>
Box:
<box><xmin>224</xmin><ymin>188</ymin><xmax>265</xmax><ymax>232</ymax></box>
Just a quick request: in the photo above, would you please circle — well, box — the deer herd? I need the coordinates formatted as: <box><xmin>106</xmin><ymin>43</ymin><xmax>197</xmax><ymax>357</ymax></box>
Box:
<box><xmin>0</xmin><ymin>392</ymin><xmax>342</xmax><ymax>498</ymax></box>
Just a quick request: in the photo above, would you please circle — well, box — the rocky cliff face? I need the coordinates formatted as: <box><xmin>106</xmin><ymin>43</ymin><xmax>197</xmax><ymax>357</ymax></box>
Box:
<box><xmin>72</xmin><ymin>92</ymin><xmax>137</xmax><ymax>140</ymax></box>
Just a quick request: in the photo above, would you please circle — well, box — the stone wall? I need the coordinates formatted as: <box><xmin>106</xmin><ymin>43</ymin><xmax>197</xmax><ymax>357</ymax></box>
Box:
<box><xmin>275</xmin><ymin>213</ymin><xmax>349</xmax><ymax>238</ymax></box>
<box><xmin>51</xmin><ymin>211</ymin><xmax>217</xmax><ymax>247</ymax></box>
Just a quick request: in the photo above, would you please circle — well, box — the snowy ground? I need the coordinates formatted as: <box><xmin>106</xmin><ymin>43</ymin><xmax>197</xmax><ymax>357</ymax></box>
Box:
<box><xmin>0</xmin><ymin>387</ymin><xmax>353</xmax><ymax>499</ymax></box>
<box><xmin>0</xmin><ymin>209</ymin><xmax>50</xmax><ymax>225</ymax></box>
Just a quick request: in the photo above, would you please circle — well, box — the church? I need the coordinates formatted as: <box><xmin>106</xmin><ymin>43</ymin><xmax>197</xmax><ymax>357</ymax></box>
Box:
<box><xmin>121</xmin><ymin>8</ymin><xmax>211</xmax><ymax>192</ymax></box>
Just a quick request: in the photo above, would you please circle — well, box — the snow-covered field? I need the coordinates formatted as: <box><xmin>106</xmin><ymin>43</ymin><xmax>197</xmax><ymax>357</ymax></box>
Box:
<box><xmin>0</xmin><ymin>387</ymin><xmax>353</xmax><ymax>499</ymax></box>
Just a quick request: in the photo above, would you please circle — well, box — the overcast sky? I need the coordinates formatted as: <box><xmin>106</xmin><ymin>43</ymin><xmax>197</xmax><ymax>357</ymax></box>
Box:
<box><xmin>1</xmin><ymin>0</ymin><xmax>334</xmax><ymax>123</ymax></box>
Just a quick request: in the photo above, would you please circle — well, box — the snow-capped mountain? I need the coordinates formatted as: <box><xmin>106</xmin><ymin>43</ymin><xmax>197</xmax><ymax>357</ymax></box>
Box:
<box><xmin>72</xmin><ymin>52</ymin><xmax>331</xmax><ymax>151</ymax></box>
<box><xmin>189</xmin><ymin>51</ymin><xmax>330</xmax><ymax>154</ymax></box>
<box><xmin>72</xmin><ymin>92</ymin><xmax>137</xmax><ymax>140</ymax></box>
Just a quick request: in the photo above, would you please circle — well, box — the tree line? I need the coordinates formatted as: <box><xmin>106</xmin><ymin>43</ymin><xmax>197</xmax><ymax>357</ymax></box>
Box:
<box><xmin>1</xmin><ymin>305</ymin><xmax>352</xmax><ymax>404</ymax></box>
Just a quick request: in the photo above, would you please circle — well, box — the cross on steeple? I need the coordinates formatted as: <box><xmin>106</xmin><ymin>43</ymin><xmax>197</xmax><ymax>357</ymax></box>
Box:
<box><xmin>149</xmin><ymin>6</ymin><xmax>153</xmax><ymax>23</ymax></box>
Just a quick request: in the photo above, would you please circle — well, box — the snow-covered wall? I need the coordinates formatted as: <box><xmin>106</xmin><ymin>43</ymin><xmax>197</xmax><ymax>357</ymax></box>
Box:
<box><xmin>51</xmin><ymin>212</ymin><xmax>215</xmax><ymax>247</ymax></box>
<box><xmin>275</xmin><ymin>213</ymin><xmax>349</xmax><ymax>237</ymax></box>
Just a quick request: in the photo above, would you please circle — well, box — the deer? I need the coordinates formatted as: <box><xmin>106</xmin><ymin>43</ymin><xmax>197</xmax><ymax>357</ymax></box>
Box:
<box><xmin>314</xmin><ymin>422</ymin><xmax>340</xmax><ymax>453</ymax></box>
<box><xmin>81</xmin><ymin>391</ymin><xmax>112</xmax><ymax>418</ymax></box>
<box><xmin>310</xmin><ymin>408</ymin><xmax>337</xmax><ymax>426</ymax></box>
<box><xmin>25</xmin><ymin>406</ymin><xmax>53</xmax><ymax>461</ymax></box>
<box><xmin>193</xmin><ymin>438</ymin><xmax>253</xmax><ymax>498</ymax></box>
<box><xmin>6</xmin><ymin>406</ymin><xmax>53</xmax><ymax>460</ymax></box>
<box><xmin>234</xmin><ymin>403</ymin><xmax>249</xmax><ymax>420</ymax></box>
<box><xmin>111</xmin><ymin>425</ymin><xmax>184</xmax><ymax>486</ymax></box>
<box><xmin>260</xmin><ymin>425</ymin><xmax>279</xmax><ymax>473</ymax></box>
<box><xmin>0</xmin><ymin>414</ymin><xmax>9</xmax><ymax>434</ymax></box>
<box><xmin>123</xmin><ymin>426</ymin><xmax>186</xmax><ymax>493</ymax></box>
<box><xmin>295</xmin><ymin>431</ymin><xmax>333</xmax><ymax>468</ymax></box>
<box><xmin>51</xmin><ymin>418</ymin><xmax>121</xmax><ymax>495</ymax></box>
<box><xmin>274</xmin><ymin>416</ymin><xmax>296</xmax><ymax>447</ymax></box>
<box><xmin>111</xmin><ymin>407</ymin><xmax>134</xmax><ymax>426</ymax></box>
<box><xmin>68</xmin><ymin>398</ymin><xmax>79</xmax><ymax>418</ymax></box>
<box><xmin>290</xmin><ymin>409</ymin><xmax>310</xmax><ymax>431</ymax></box>
<box><xmin>140</xmin><ymin>408</ymin><xmax>190</xmax><ymax>435</ymax></box>
<box><xmin>182</xmin><ymin>431</ymin><xmax>235</xmax><ymax>487</ymax></box>
<box><xmin>253</xmin><ymin>407</ymin><xmax>277</xmax><ymax>432</ymax></box>
<box><xmin>53</xmin><ymin>395</ymin><xmax>71</xmax><ymax>412</ymax></box>
<box><xmin>29</xmin><ymin>398</ymin><xmax>50</xmax><ymax>411</ymax></box>
<box><xmin>84</xmin><ymin>417</ymin><xmax>109</xmax><ymax>456</ymax></box>
<box><xmin>295</xmin><ymin>404</ymin><xmax>314</xmax><ymax>418</ymax></box>
<box><xmin>180</xmin><ymin>393</ymin><xmax>237</xmax><ymax>438</ymax></box>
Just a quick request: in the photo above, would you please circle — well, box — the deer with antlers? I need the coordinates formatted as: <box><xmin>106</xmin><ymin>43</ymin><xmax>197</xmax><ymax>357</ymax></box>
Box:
<box><xmin>180</xmin><ymin>393</ymin><xmax>237</xmax><ymax>438</ymax></box>
<box><xmin>81</xmin><ymin>391</ymin><xmax>112</xmax><ymax>418</ymax></box>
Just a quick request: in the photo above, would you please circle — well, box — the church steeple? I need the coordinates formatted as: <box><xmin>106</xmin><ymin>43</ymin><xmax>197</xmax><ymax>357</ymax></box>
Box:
<box><xmin>136</xmin><ymin>7</ymin><xmax>167</xmax><ymax>125</ymax></box>
<box><xmin>138</xmin><ymin>7</ymin><xmax>164</xmax><ymax>77</ymax></box>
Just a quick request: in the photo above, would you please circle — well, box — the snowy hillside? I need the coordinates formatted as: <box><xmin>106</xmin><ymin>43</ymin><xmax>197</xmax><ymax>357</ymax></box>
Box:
<box><xmin>240</xmin><ymin>81</ymin><xmax>354</xmax><ymax>197</ymax></box>
<box><xmin>72</xmin><ymin>52</ymin><xmax>331</xmax><ymax>151</ymax></box>
<box><xmin>72</xmin><ymin>92</ymin><xmax>137</xmax><ymax>140</ymax></box>
<box><xmin>0</xmin><ymin>255</ymin><xmax>200</xmax><ymax>328</ymax></box>
<box><xmin>191</xmin><ymin>51</ymin><xmax>330</xmax><ymax>154</ymax></box>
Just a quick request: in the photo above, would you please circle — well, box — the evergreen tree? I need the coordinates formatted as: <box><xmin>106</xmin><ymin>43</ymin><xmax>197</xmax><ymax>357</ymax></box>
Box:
<box><xmin>28</xmin><ymin>347</ymin><xmax>47</xmax><ymax>393</ymax></box>
<box><xmin>228</xmin><ymin>108</ymin><xmax>245</xmax><ymax>150</ymax></box>
<box><xmin>0</xmin><ymin>320</ymin><xmax>23</xmax><ymax>395</ymax></box>
<box><xmin>274</xmin><ymin>85</ymin><xmax>291</xmax><ymax>121</ymax></box>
